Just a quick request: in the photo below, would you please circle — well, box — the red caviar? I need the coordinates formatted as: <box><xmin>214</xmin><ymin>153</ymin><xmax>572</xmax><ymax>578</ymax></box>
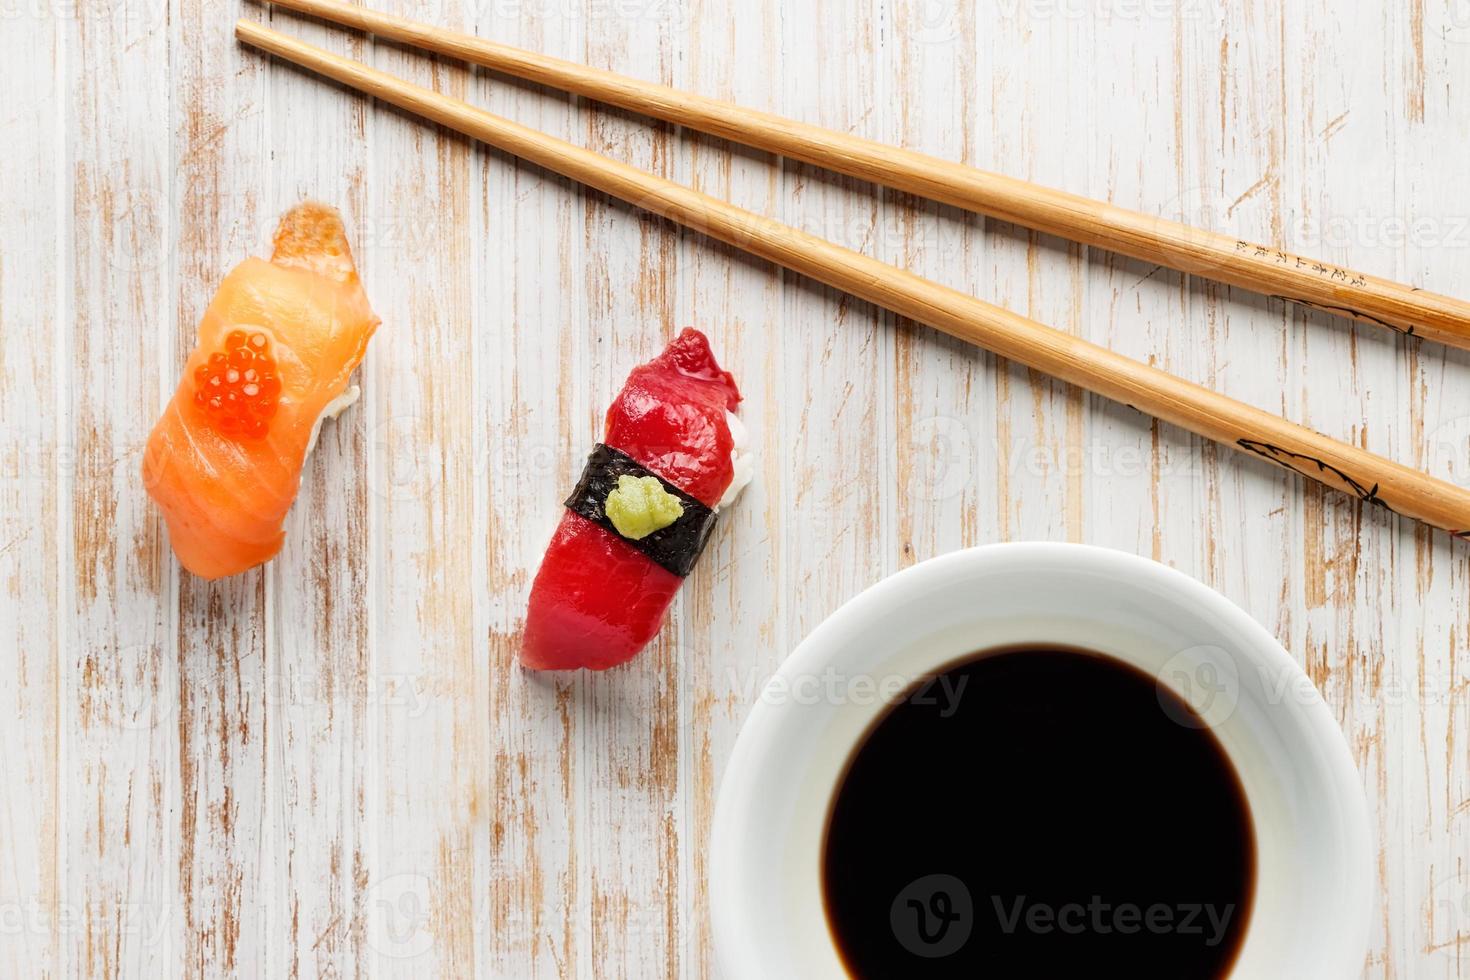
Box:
<box><xmin>192</xmin><ymin>329</ymin><xmax>281</xmax><ymax>439</ymax></box>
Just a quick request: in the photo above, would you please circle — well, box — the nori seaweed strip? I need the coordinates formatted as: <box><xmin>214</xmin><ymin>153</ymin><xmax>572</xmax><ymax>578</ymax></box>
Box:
<box><xmin>564</xmin><ymin>444</ymin><xmax>718</xmax><ymax>577</ymax></box>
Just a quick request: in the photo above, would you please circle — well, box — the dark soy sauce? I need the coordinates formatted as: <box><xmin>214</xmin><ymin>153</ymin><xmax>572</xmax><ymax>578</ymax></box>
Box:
<box><xmin>822</xmin><ymin>647</ymin><xmax>1256</xmax><ymax>979</ymax></box>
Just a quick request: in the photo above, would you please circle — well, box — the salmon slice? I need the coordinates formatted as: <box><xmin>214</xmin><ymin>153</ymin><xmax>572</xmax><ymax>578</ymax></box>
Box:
<box><xmin>142</xmin><ymin>202</ymin><xmax>379</xmax><ymax>579</ymax></box>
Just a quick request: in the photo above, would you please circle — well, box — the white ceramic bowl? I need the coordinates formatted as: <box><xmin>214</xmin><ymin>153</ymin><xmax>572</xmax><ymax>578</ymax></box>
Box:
<box><xmin>710</xmin><ymin>543</ymin><xmax>1371</xmax><ymax>979</ymax></box>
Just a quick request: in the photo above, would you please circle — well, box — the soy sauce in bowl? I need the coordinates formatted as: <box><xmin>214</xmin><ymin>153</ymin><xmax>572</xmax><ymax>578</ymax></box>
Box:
<box><xmin>822</xmin><ymin>647</ymin><xmax>1256</xmax><ymax>978</ymax></box>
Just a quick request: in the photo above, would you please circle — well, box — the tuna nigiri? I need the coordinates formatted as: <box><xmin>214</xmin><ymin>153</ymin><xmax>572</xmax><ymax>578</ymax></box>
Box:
<box><xmin>142</xmin><ymin>202</ymin><xmax>379</xmax><ymax>579</ymax></box>
<box><xmin>521</xmin><ymin>329</ymin><xmax>752</xmax><ymax>670</ymax></box>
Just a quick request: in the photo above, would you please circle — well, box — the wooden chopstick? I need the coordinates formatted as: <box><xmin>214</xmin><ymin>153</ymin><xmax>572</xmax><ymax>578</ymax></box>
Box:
<box><xmin>257</xmin><ymin>0</ymin><xmax>1470</xmax><ymax>353</ymax></box>
<box><xmin>235</xmin><ymin>19</ymin><xmax>1470</xmax><ymax>539</ymax></box>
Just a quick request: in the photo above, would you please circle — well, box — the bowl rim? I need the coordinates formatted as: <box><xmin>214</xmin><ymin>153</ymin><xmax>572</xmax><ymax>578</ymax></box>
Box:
<box><xmin>709</xmin><ymin>541</ymin><xmax>1373</xmax><ymax>978</ymax></box>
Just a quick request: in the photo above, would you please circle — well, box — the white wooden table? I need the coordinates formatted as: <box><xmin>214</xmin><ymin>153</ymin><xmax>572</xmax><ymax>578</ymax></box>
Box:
<box><xmin>4</xmin><ymin>0</ymin><xmax>1469</xmax><ymax>976</ymax></box>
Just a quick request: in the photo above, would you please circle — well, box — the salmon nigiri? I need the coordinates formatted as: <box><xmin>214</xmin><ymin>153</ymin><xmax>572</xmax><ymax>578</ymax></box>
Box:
<box><xmin>143</xmin><ymin>203</ymin><xmax>380</xmax><ymax>579</ymax></box>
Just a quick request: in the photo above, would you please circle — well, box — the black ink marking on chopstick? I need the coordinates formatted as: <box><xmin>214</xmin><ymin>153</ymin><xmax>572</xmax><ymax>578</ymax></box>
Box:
<box><xmin>1240</xmin><ymin>243</ymin><xmax>1371</xmax><ymax>288</ymax></box>
<box><xmin>1237</xmin><ymin>439</ymin><xmax>1389</xmax><ymax>509</ymax></box>
<box><xmin>1271</xmin><ymin>296</ymin><xmax>1413</xmax><ymax>336</ymax></box>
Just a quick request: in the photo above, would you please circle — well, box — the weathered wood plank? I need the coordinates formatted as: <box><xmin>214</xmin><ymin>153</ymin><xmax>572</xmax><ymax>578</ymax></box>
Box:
<box><xmin>362</xmin><ymin>2</ymin><xmax>483</xmax><ymax>975</ymax></box>
<box><xmin>1279</xmin><ymin>6</ymin><xmax>1409</xmax><ymax>975</ymax></box>
<box><xmin>63</xmin><ymin>0</ymin><xmax>181</xmax><ymax>974</ymax></box>
<box><xmin>474</xmin><ymin>6</ymin><xmax>587</xmax><ymax>979</ymax></box>
<box><xmin>168</xmin><ymin>0</ymin><xmax>280</xmax><ymax>974</ymax></box>
<box><xmin>775</xmin><ymin>0</ymin><xmax>891</xmax><ymax>643</ymax></box>
<box><xmin>578</xmin><ymin>11</ymin><xmax>687</xmax><ymax>978</ymax></box>
<box><xmin>0</xmin><ymin>8</ymin><xmax>63</xmax><ymax>979</ymax></box>
<box><xmin>260</xmin><ymin>4</ymin><xmax>376</xmax><ymax>976</ymax></box>
<box><xmin>978</xmin><ymin>11</ymin><xmax>1093</xmax><ymax>547</ymax></box>
<box><xmin>21</xmin><ymin>2</ymin><xmax>1470</xmax><ymax>977</ymax></box>
<box><xmin>1395</xmin><ymin>3</ymin><xmax>1470</xmax><ymax>976</ymax></box>
<box><xmin>674</xmin><ymin>0</ymin><xmax>786</xmax><ymax>976</ymax></box>
<box><xmin>888</xmin><ymin>0</ymin><xmax>987</xmax><ymax>566</ymax></box>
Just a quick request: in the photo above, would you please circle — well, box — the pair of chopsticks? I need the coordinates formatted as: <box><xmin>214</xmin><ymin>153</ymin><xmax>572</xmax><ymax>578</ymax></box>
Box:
<box><xmin>237</xmin><ymin>3</ymin><xmax>1470</xmax><ymax>538</ymax></box>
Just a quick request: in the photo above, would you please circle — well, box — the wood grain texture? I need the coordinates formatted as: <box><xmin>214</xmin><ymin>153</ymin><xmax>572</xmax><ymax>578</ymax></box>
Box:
<box><xmin>3</xmin><ymin>1</ymin><xmax>1468</xmax><ymax>977</ymax></box>
<box><xmin>63</xmin><ymin>0</ymin><xmax>177</xmax><ymax>976</ymax></box>
<box><xmin>260</xmin><ymin>0</ymin><xmax>1470</xmax><ymax>352</ymax></box>
<box><xmin>237</xmin><ymin>19</ymin><xmax>1470</xmax><ymax>539</ymax></box>
<box><xmin>0</xmin><ymin>10</ymin><xmax>61</xmax><ymax>979</ymax></box>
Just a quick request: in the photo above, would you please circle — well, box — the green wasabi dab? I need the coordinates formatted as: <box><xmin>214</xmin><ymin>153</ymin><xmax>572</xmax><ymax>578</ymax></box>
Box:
<box><xmin>604</xmin><ymin>474</ymin><xmax>684</xmax><ymax>540</ymax></box>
